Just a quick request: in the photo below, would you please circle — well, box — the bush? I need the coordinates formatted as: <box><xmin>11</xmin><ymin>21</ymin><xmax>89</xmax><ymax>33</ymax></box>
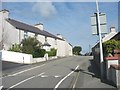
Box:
<box><xmin>33</xmin><ymin>49</ymin><xmax>46</xmax><ymax>58</ymax></box>
<box><xmin>9</xmin><ymin>37</ymin><xmax>46</xmax><ymax>58</ymax></box>
<box><xmin>46</xmin><ymin>48</ymin><xmax>57</xmax><ymax>57</ymax></box>
<box><xmin>21</xmin><ymin>37</ymin><xmax>42</xmax><ymax>54</ymax></box>
<box><xmin>9</xmin><ymin>43</ymin><xmax>21</xmax><ymax>52</ymax></box>
<box><xmin>103</xmin><ymin>39</ymin><xmax>120</xmax><ymax>57</ymax></box>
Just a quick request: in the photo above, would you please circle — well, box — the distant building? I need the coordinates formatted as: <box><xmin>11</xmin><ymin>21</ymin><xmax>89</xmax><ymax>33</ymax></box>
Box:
<box><xmin>0</xmin><ymin>9</ymin><xmax>73</xmax><ymax>57</ymax></box>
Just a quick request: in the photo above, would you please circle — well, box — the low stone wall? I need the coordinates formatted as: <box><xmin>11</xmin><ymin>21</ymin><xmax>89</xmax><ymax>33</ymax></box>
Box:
<box><xmin>105</xmin><ymin>57</ymin><xmax>119</xmax><ymax>80</ymax></box>
<box><xmin>0</xmin><ymin>50</ymin><xmax>33</xmax><ymax>64</ymax></box>
<box><xmin>32</xmin><ymin>57</ymin><xmax>46</xmax><ymax>64</ymax></box>
<box><xmin>110</xmin><ymin>65</ymin><xmax>120</xmax><ymax>88</ymax></box>
<box><xmin>0</xmin><ymin>50</ymin><xmax>58</xmax><ymax>64</ymax></box>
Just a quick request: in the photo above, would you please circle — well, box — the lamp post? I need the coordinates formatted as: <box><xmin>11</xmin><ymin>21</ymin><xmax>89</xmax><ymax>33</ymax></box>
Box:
<box><xmin>96</xmin><ymin>0</ymin><xmax>104</xmax><ymax>79</ymax></box>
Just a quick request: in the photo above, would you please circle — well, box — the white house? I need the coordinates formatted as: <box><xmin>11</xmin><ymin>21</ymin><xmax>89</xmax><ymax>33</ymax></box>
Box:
<box><xmin>0</xmin><ymin>9</ymin><xmax>73</xmax><ymax>57</ymax></box>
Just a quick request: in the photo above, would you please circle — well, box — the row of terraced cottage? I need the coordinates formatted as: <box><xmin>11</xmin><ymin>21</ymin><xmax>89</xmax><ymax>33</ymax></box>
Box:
<box><xmin>0</xmin><ymin>9</ymin><xmax>73</xmax><ymax>64</ymax></box>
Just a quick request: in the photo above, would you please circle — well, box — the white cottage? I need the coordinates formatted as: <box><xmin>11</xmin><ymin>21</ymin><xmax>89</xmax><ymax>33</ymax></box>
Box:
<box><xmin>0</xmin><ymin>9</ymin><xmax>73</xmax><ymax>57</ymax></box>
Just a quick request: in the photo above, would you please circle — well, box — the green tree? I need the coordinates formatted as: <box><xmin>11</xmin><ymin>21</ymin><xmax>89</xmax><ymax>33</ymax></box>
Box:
<box><xmin>103</xmin><ymin>39</ymin><xmax>120</xmax><ymax>57</ymax></box>
<box><xmin>9</xmin><ymin>43</ymin><xmax>21</xmax><ymax>52</ymax></box>
<box><xmin>73</xmin><ymin>46</ymin><xmax>82</xmax><ymax>55</ymax></box>
<box><xmin>21</xmin><ymin>37</ymin><xmax>43</xmax><ymax>57</ymax></box>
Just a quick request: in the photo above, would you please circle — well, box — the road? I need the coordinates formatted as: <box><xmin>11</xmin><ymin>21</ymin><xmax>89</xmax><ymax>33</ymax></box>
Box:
<box><xmin>2</xmin><ymin>56</ymin><xmax>115</xmax><ymax>89</ymax></box>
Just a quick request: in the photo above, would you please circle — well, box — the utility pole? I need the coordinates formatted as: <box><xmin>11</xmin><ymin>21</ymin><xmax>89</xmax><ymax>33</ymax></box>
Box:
<box><xmin>96</xmin><ymin>0</ymin><xmax>104</xmax><ymax>79</ymax></box>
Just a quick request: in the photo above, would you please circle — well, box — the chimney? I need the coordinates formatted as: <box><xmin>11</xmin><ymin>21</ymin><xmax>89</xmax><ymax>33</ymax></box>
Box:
<box><xmin>0</xmin><ymin>9</ymin><xmax>9</xmax><ymax>19</ymax></box>
<box><xmin>57</xmin><ymin>34</ymin><xmax>63</xmax><ymax>39</ymax></box>
<box><xmin>34</xmin><ymin>23</ymin><xmax>44</xmax><ymax>30</ymax></box>
<box><xmin>110</xmin><ymin>27</ymin><xmax>116</xmax><ymax>32</ymax></box>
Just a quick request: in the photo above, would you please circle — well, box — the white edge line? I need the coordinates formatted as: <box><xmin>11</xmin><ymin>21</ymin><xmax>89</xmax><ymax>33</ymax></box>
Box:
<box><xmin>72</xmin><ymin>70</ymin><xmax>80</xmax><ymax>89</ymax></box>
<box><xmin>54</xmin><ymin>65</ymin><xmax>79</xmax><ymax>90</ymax></box>
<box><xmin>4</xmin><ymin>64</ymin><xmax>45</xmax><ymax>78</ymax></box>
<box><xmin>0</xmin><ymin>86</ymin><xmax>3</xmax><ymax>90</ymax></box>
<box><xmin>7</xmin><ymin>72</ymin><xmax>45</xmax><ymax>90</ymax></box>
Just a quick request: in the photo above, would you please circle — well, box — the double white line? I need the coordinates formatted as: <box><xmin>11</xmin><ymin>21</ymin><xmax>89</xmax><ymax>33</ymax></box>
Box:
<box><xmin>54</xmin><ymin>65</ymin><xmax>79</xmax><ymax>90</ymax></box>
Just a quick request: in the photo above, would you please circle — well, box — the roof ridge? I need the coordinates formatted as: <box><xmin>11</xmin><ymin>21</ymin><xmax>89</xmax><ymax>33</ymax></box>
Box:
<box><xmin>8</xmin><ymin>18</ymin><xmax>39</xmax><ymax>30</ymax></box>
<box><xmin>6</xmin><ymin>18</ymin><xmax>64</xmax><ymax>41</ymax></box>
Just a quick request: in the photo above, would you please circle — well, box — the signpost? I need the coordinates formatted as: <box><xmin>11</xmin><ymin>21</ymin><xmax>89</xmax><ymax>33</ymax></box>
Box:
<box><xmin>91</xmin><ymin>0</ymin><xmax>107</xmax><ymax>79</ymax></box>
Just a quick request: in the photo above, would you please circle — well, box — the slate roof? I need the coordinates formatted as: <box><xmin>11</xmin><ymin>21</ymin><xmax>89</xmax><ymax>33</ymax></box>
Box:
<box><xmin>6</xmin><ymin>18</ymin><xmax>64</xmax><ymax>41</ymax></box>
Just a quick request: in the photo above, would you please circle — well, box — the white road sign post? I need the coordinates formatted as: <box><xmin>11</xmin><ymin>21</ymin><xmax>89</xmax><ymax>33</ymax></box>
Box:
<box><xmin>91</xmin><ymin>0</ymin><xmax>107</xmax><ymax>79</ymax></box>
<box><xmin>96</xmin><ymin>0</ymin><xmax>104</xmax><ymax>79</ymax></box>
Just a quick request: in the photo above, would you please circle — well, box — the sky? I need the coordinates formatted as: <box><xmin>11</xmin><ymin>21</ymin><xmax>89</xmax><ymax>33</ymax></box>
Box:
<box><xmin>1</xmin><ymin>2</ymin><xmax>118</xmax><ymax>54</ymax></box>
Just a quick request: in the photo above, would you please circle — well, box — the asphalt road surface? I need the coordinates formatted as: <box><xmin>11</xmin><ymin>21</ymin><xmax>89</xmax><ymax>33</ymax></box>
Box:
<box><xmin>1</xmin><ymin>56</ymin><xmax>115</xmax><ymax>89</ymax></box>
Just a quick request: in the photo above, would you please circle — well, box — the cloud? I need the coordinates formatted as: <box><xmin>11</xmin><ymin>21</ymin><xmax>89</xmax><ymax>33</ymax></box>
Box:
<box><xmin>32</xmin><ymin>2</ymin><xmax>57</xmax><ymax>18</ymax></box>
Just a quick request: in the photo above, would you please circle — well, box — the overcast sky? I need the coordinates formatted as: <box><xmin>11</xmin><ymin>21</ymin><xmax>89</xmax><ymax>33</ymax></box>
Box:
<box><xmin>2</xmin><ymin>2</ymin><xmax>118</xmax><ymax>54</ymax></box>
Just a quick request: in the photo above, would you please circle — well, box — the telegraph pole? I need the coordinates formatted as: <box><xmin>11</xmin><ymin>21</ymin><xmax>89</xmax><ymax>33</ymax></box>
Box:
<box><xmin>96</xmin><ymin>0</ymin><xmax>104</xmax><ymax>79</ymax></box>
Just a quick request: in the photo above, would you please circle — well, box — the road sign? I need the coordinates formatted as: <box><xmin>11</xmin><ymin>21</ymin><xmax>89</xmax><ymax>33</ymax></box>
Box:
<box><xmin>91</xmin><ymin>13</ymin><xmax>107</xmax><ymax>35</ymax></box>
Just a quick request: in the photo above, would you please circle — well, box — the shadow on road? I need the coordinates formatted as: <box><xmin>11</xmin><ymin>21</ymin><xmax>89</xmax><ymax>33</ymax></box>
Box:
<box><xmin>2</xmin><ymin>61</ymin><xmax>28</xmax><ymax>70</ymax></box>
<box><xmin>88</xmin><ymin>59</ymin><xmax>100</xmax><ymax>78</ymax></box>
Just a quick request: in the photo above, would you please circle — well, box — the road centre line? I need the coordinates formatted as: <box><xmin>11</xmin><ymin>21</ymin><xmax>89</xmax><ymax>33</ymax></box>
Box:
<box><xmin>72</xmin><ymin>69</ymin><xmax>80</xmax><ymax>89</ymax></box>
<box><xmin>5</xmin><ymin>64</ymin><xmax>45</xmax><ymax>77</ymax></box>
<box><xmin>54</xmin><ymin>65</ymin><xmax>79</xmax><ymax>90</ymax></box>
<box><xmin>7</xmin><ymin>72</ymin><xmax>45</xmax><ymax>90</ymax></box>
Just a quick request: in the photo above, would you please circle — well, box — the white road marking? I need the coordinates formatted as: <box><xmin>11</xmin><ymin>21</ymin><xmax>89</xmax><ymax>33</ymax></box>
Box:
<box><xmin>7</xmin><ymin>72</ymin><xmax>45</xmax><ymax>90</ymax></box>
<box><xmin>41</xmin><ymin>75</ymin><xmax>48</xmax><ymax>77</ymax></box>
<box><xmin>5</xmin><ymin>64</ymin><xmax>45</xmax><ymax>77</ymax></box>
<box><xmin>72</xmin><ymin>69</ymin><xmax>80</xmax><ymax>89</ymax></box>
<box><xmin>54</xmin><ymin>65</ymin><xmax>79</xmax><ymax>90</ymax></box>
<box><xmin>54</xmin><ymin>76</ymin><xmax>61</xmax><ymax>78</ymax></box>
<box><xmin>0</xmin><ymin>86</ymin><xmax>3</xmax><ymax>90</ymax></box>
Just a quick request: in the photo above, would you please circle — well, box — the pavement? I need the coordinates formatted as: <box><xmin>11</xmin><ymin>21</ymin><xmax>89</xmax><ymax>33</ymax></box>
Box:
<box><xmin>1</xmin><ymin>56</ymin><xmax>117</xmax><ymax>89</ymax></box>
<box><xmin>74</xmin><ymin>58</ymin><xmax>116</xmax><ymax>89</ymax></box>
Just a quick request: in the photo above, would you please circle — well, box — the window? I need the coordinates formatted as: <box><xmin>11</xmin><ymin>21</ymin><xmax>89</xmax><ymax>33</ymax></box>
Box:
<box><xmin>35</xmin><ymin>34</ymin><xmax>38</xmax><ymax>38</ymax></box>
<box><xmin>55</xmin><ymin>39</ymin><xmax>57</xmax><ymax>45</ymax></box>
<box><xmin>24</xmin><ymin>31</ymin><xmax>28</xmax><ymax>39</ymax></box>
<box><xmin>45</xmin><ymin>37</ymin><xmax>47</xmax><ymax>41</ymax></box>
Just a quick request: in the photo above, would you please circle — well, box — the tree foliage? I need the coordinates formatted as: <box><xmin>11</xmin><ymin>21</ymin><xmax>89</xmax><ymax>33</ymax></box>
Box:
<box><xmin>46</xmin><ymin>48</ymin><xmax>57</xmax><ymax>57</ymax></box>
<box><xmin>103</xmin><ymin>39</ymin><xmax>120</xmax><ymax>56</ymax></box>
<box><xmin>21</xmin><ymin>37</ymin><xmax>42</xmax><ymax>55</ymax></box>
<box><xmin>73</xmin><ymin>46</ymin><xmax>82</xmax><ymax>55</ymax></box>
<box><xmin>9</xmin><ymin>43</ymin><xmax>21</xmax><ymax>52</ymax></box>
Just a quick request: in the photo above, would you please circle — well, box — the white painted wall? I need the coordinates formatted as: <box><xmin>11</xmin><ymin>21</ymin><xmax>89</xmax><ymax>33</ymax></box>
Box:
<box><xmin>33</xmin><ymin>57</ymin><xmax>45</xmax><ymax>64</ymax></box>
<box><xmin>106</xmin><ymin>60</ymin><xmax>119</xmax><ymax>80</ymax></box>
<box><xmin>109</xmin><ymin>67</ymin><xmax>120</xmax><ymax>87</ymax></box>
<box><xmin>56</xmin><ymin>39</ymin><xmax>66</xmax><ymax>57</ymax></box>
<box><xmin>37</xmin><ymin>35</ymin><xmax>45</xmax><ymax>44</ymax></box>
<box><xmin>0</xmin><ymin>50</ymin><xmax>33</xmax><ymax>64</ymax></box>
<box><xmin>2</xmin><ymin>21</ymin><xmax>19</xmax><ymax>50</ymax></box>
<box><xmin>47</xmin><ymin>37</ymin><xmax>56</xmax><ymax>48</ymax></box>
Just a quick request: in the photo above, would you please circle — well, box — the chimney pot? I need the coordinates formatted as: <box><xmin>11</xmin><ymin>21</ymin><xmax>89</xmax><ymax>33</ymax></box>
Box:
<box><xmin>34</xmin><ymin>23</ymin><xmax>44</xmax><ymax>30</ymax></box>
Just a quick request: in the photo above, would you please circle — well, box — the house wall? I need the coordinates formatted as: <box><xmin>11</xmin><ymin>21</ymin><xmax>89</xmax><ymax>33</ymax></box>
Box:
<box><xmin>1</xmin><ymin>20</ymin><xmax>19</xmax><ymax>50</ymax></box>
<box><xmin>64</xmin><ymin>41</ymin><xmax>73</xmax><ymax>56</ymax></box>
<box><xmin>37</xmin><ymin>35</ymin><xmax>45</xmax><ymax>44</ymax></box>
<box><xmin>0</xmin><ymin>12</ymin><xmax>2</xmax><ymax>49</ymax></box>
<box><xmin>47</xmin><ymin>37</ymin><xmax>56</xmax><ymax>49</ymax></box>
<box><xmin>56</xmin><ymin>39</ymin><xmax>66</xmax><ymax>57</ymax></box>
